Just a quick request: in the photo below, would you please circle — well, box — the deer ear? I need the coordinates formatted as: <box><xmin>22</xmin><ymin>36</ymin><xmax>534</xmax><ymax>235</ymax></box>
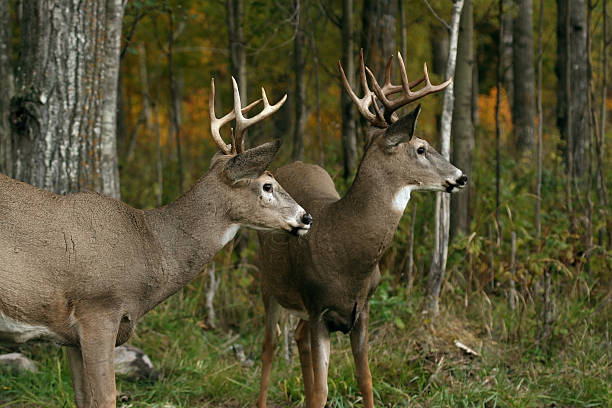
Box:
<box><xmin>383</xmin><ymin>104</ymin><xmax>421</xmax><ymax>147</ymax></box>
<box><xmin>224</xmin><ymin>139</ymin><xmax>281</xmax><ymax>182</ymax></box>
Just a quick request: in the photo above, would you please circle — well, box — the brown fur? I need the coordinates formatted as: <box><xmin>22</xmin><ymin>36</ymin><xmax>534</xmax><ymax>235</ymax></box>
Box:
<box><xmin>0</xmin><ymin>141</ymin><xmax>310</xmax><ymax>408</ymax></box>
<box><xmin>256</xmin><ymin>106</ymin><xmax>466</xmax><ymax>408</ymax></box>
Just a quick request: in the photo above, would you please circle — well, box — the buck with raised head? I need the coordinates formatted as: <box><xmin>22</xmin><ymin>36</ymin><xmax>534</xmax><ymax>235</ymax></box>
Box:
<box><xmin>256</xmin><ymin>51</ymin><xmax>467</xmax><ymax>408</ymax></box>
<box><xmin>0</xmin><ymin>78</ymin><xmax>312</xmax><ymax>408</ymax></box>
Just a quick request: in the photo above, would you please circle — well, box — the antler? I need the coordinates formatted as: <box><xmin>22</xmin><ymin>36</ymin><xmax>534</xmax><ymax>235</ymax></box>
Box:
<box><xmin>339</xmin><ymin>49</ymin><xmax>452</xmax><ymax>128</ymax></box>
<box><xmin>232</xmin><ymin>77</ymin><xmax>287</xmax><ymax>154</ymax></box>
<box><xmin>209</xmin><ymin>77</ymin><xmax>287</xmax><ymax>155</ymax></box>
<box><xmin>339</xmin><ymin>49</ymin><xmax>387</xmax><ymax>128</ymax></box>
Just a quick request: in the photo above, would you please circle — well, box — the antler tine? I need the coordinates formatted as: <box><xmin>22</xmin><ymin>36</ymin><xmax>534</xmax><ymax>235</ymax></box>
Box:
<box><xmin>338</xmin><ymin>49</ymin><xmax>388</xmax><ymax>128</ymax></box>
<box><xmin>380</xmin><ymin>55</ymin><xmax>395</xmax><ymax>95</ymax></box>
<box><xmin>379</xmin><ymin>54</ymin><xmax>427</xmax><ymax>96</ymax></box>
<box><xmin>367</xmin><ymin>52</ymin><xmax>452</xmax><ymax>124</ymax></box>
<box><xmin>209</xmin><ymin>78</ymin><xmax>261</xmax><ymax>155</ymax></box>
<box><xmin>209</xmin><ymin>78</ymin><xmax>232</xmax><ymax>155</ymax></box>
<box><xmin>233</xmin><ymin>78</ymin><xmax>287</xmax><ymax>154</ymax></box>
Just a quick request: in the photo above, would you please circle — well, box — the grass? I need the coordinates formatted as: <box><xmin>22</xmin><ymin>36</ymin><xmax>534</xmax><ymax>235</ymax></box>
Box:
<box><xmin>1</xmin><ymin>271</ymin><xmax>610</xmax><ymax>408</ymax></box>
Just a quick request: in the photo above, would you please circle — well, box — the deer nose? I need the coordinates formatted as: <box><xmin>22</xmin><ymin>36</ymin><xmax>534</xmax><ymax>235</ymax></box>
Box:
<box><xmin>301</xmin><ymin>213</ymin><xmax>313</xmax><ymax>226</ymax></box>
<box><xmin>456</xmin><ymin>175</ymin><xmax>468</xmax><ymax>186</ymax></box>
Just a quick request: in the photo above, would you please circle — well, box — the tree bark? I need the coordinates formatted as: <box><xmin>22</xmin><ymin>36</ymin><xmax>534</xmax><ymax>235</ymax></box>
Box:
<box><xmin>341</xmin><ymin>0</ymin><xmax>357</xmax><ymax>178</ymax></box>
<box><xmin>10</xmin><ymin>0</ymin><xmax>123</xmax><ymax>197</ymax></box>
<box><xmin>450</xmin><ymin>0</ymin><xmax>474</xmax><ymax>240</ymax></box>
<box><xmin>596</xmin><ymin>0</ymin><xmax>609</xmax><ymax>216</ymax></box>
<box><xmin>430</xmin><ymin>23</ymin><xmax>449</xmax><ymax>77</ymax></box>
<box><xmin>512</xmin><ymin>0</ymin><xmax>536</xmax><ymax>154</ymax></box>
<box><xmin>556</xmin><ymin>0</ymin><xmax>589</xmax><ymax>179</ymax></box>
<box><xmin>496</xmin><ymin>0</ymin><xmax>504</xmax><ymax>241</ymax></box>
<box><xmin>398</xmin><ymin>0</ymin><xmax>407</xmax><ymax>59</ymax></box>
<box><xmin>536</xmin><ymin>0</ymin><xmax>544</xmax><ymax>239</ymax></box>
<box><xmin>361</xmin><ymin>0</ymin><xmax>397</xmax><ymax>83</ymax></box>
<box><xmin>502</xmin><ymin>0</ymin><xmax>514</xmax><ymax>108</ymax></box>
<box><xmin>227</xmin><ymin>0</ymin><xmax>247</xmax><ymax>105</ymax></box>
<box><xmin>472</xmin><ymin>46</ymin><xmax>479</xmax><ymax>127</ymax></box>
<box><xmin>292</xmin><ymin>0</ymin><xmax>307</xmax><ymax>161</ymax></box>
<box><xmin>427</xmin><ymin>0</ymin><xmax>464</xmax><ymax>317</ymax></box>
<box><xmin>167</xmin><ymin>12</ymin><xmax>184</xmax><ymax>194</ymax></box>
<box><xmin>0</xmin><ymin>0</ymin><xmax>12</xmax><ymax>176</ymax></box>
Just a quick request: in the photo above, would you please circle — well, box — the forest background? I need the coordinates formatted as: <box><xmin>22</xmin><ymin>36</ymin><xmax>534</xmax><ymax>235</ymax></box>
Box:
<box><xmin>0</xmin><ymin>0</ymin><xmax>610</xmax><ymax>407</ymax></box>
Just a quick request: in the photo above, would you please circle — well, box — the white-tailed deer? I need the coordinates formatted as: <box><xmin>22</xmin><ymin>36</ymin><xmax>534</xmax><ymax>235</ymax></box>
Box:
<box><xmin>0</xmin><ymin>78</ymin><xmax>312</xmax><ymax>408</ymax></box>
<box><xmin>256</xmin><ymin>51</ymin><xmax>467</xmax><ymax>408</ymax></box>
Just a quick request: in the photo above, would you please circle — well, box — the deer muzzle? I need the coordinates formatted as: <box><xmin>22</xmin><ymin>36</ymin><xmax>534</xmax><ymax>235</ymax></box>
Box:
<box><xmin>290</xmin><ymin>212</ymin><xmax>313</xmax><ymax>236</ymax></box>
<box><xmin>445</xmin><ymin>174</ymin><xmax>468</xmax><ymax>193</ymax></box>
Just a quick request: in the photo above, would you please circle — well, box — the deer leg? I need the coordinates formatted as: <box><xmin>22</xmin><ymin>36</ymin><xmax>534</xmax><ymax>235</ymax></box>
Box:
<box><xmin>76</xmin><ymin>313</ymin><xmax>120</xmax><ymax>408</ymax></box>
<box><xmin>67</xmin><ymin>346</ymin><xmax>90</xmax><ymax>408</ymax></box>
<box><xmin>294</xmin><ymin>319</ymin><xmax>314</xmax><ymax>404</ymax></box>
<box><xmin>257</xmin><ymin>295</ymin><xmax>280</xmax><ymax>408</ymax></box>
<box><xmin>350</xmin><ymin>303</ymin><xmax>374</xmax><ymax>408</ymax></box>
<box><xmin>307</xmin><ymin>318</ymin><xmax>331</xmax><ymax>408</ymax></box>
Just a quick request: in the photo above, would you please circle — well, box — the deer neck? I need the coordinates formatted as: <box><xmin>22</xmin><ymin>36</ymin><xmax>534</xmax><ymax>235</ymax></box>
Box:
<box><xmin>325</xmin><ymin>162</ymin><xmax>409</xmax><ymax>275</ymax></box>
<box><xmin>143</xmin><ymin>173</ymin><xmax>237</xmax><ymax>304</ymax></box>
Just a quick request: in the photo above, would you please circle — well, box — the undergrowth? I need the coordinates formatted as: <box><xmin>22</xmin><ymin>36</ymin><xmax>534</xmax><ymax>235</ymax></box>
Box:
<box><xmin>1</xmin><ymin>268</ymin><xmax>609</xmax><ymax>407</ymax></box>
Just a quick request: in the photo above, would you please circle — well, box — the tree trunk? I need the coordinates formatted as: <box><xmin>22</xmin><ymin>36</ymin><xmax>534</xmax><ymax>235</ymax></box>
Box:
<box><xmin>536</xmin><ymin>0</ymin><xmax>544</xmax><ymax>239</ymax></box>
<box><xmin>596</xmin><ymin>0</ymin><xmax>609</xmax><ymax>223</ymax></box>
<box><xmin>557</xmin><ymin>0</ymin><xmax>589</xmax><ymax>179</ymax></box>
<box><xmin>361</xmin><ymin>0</ymin><xmax>397</xmax><ymax>83</ymax></box>
<box><xmin>430</xmin><ymin>23</ymin><xmax>449</xmax><ymax>77</ymax></box>
<box><xmin>310</xmin><ymin>23</ymin><xmax>324</xmax><ymax>166</ymax></box>
<box><xmin>398</xmin><ymin>0</ymin><xmax>407</xmax><ymax>59</ymax></box>
<box><xmin>167</xmin><ymin>13</ymin><xmax>184</xmax><ymax>194</ymax></box>
<box><xmin>427</xmin><ymin>0</ymin><xmax>465</xmax><ymax>318</ymax></box>
<box><xmin>431</xmin><ymin>22</ymin><xmax>449</xmax><ymax>133</ymax></box>
<box><xmin>0</xmin><ymin>0</ymin><xmax>12</xmax><ymax>176</ymax></box>
<box><xmin>341</xmin><ymin>0</ymin><xmax>357</xmax><ymax>178</ymax></box>
<box><xmin>512</xmin><ymin>0</ymin><xmax>536</xmax><ymax>154</ymax></box>
<box><xmin>496</xmin><ymin>0</ymin><xmax>504</xmax><ymax>241</ymax></box>
<box><xmin>472</xmin><ymin>46</ymin><xmax>479</xmax><ymax>127</ymax></box>
<box><xmin>10</xmin><ymin>0</ymin><xmax>123</xmax><ymax>197</ymax></box>
<box><xmin>450</xmin><ymin>0</ymin><xmax>474</xmax><ymax>240</ymax></box>
<box><xmin>227</xmin><ymin>0</ymin><xmax>247</xmax><ymax>105</ymax></box>
<box><xmin>292</xmin><ymin>0</ymin><xmax>307</xmax><ymax>161</ymax></box>
<box><xmin>502</xmin><ymin>0</ymin><xmax>514</xmax><ymax>108</ymax></box>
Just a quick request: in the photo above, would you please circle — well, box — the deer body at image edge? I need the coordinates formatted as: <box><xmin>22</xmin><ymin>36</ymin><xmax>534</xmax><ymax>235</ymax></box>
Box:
<box><xmin>0</xmin><ymin>78</ymin><xmax>312</xmax><ymax>408</ymax></box>
<box><xmin>256</xmin><ymin>51</ymin><xmax>467</xmax><ymax>408</ymax></box>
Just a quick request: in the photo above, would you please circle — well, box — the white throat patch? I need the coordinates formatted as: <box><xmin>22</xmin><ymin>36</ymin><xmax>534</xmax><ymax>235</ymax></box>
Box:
<box><xmin>392</xmin><ymin>186</ymin><xmax>414</xmax><ymax>213</ymax></box>
<box><xmin>220</xmin><ymin>224</ymin><xmax>240</xmax><ymax>247</ymax></box>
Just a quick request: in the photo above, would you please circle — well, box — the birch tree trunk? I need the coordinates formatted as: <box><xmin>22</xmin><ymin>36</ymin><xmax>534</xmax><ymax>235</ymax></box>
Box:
<box><xmin>450</xmin><ymin>0</ymin><xmax>474</xmax><ymax>240</ymax></box>
<box><xmin>341</xmin><ymin>0</ymin><xmax>357</xmax><ymax>178</ymax></box>
<box><xmin>10</xmin><ymin>0</ymin><xmax>123</xmax><ymax>197</ymax></box>
<box><xmin>0</xmin><ymin>0</ymin><xmax>12</xmax><ymax>176</ymax></box>
<box><xmin>426</xmin><ymin>0</ymin><xmax>464</xmax><ymax>317</ymax></box>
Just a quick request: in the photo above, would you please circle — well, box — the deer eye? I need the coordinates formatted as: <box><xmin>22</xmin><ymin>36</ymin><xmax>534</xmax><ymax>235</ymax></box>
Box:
<box><xmin>417</xmin><ymin>146</ymin><xmax>426</xmax><ymax>155</ymax></box>
<box><xmin>263</xmin><ymin>183</ymin><xmax>273</xmax><ymax>193</ymax></box>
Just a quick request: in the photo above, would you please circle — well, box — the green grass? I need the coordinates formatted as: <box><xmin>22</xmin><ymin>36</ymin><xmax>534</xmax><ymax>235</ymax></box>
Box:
<box><xmin>1</xmin><ymin>272</ymin><xmax>609</xmax><ymax>408</ymax></box>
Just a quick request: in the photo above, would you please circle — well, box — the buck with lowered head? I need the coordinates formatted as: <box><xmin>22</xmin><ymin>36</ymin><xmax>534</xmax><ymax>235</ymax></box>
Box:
<box><xmin>256</xmin><ymin>51</ymin><xmax>467</xmax><ymax>408</ymax></box>
<box><xmin>0</xmin><ymin>78</ymin><xmax>312</xmax><ymax>408</ymax></box>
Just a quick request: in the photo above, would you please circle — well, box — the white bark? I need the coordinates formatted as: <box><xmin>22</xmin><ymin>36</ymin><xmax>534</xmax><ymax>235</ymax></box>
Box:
<box><xmin>11</xmin><ymin>0</ymin><xmax>123</xmax><ymax>197</ymax></box>
<box><xmin>427</xmin><ymin>0</ymin><xmax>464</xmax><ymax>317</ymax></box>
